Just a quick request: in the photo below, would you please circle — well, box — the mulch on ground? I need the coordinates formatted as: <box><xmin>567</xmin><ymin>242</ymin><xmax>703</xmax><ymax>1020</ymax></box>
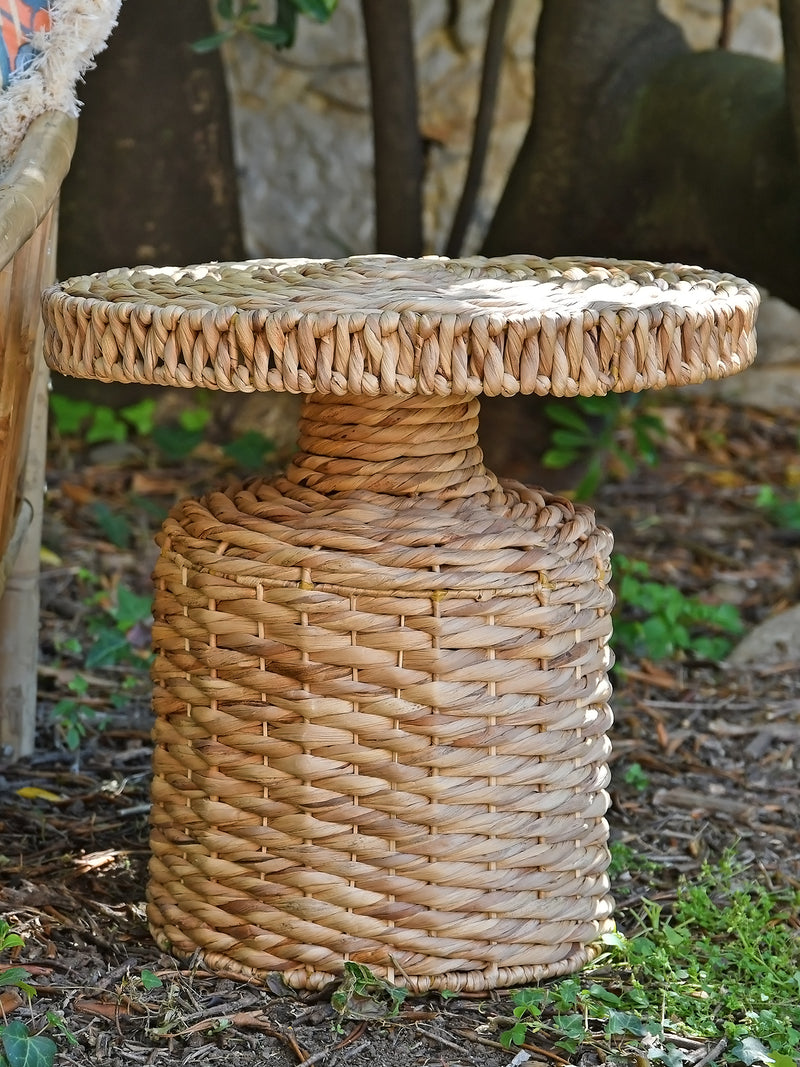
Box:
<box><xmin>1</xmin><ymin>393</ymin><xmax>798</xmax><ymax>1066</ymax></box>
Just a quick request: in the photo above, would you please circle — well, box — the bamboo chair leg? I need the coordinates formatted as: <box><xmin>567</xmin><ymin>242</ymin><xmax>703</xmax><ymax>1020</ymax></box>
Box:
<box><xmin>0</xmin><ymin>352</ymin><xmax>50</xmax><ymax>758</ymax></box>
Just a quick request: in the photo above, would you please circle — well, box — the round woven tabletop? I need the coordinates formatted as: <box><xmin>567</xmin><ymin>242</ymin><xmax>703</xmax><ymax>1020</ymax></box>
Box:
<box><xmin>42</xmin><ymin>254</ymin><xmax>759</xmax><ymax>397</ymax></box>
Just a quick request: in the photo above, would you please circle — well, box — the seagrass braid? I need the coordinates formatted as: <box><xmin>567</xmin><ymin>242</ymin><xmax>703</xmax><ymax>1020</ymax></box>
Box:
<box><xmin>147</xmin><ymin>389</ymin><xmax>616</xmax><ymax>992</ymax></box>
<box><xmin>42</xmin><ymin>254</ymin><xmax>759</xmax><ymax>396</ymax></box>
<box><xmin>288</xmin><ymin>393</ymin><xmax>498</xmax><ymax>498</ymax></box>
<box><xmin>43</xmin><ymin>250</ymin><xmax>756</xmax><ymax>991</ymax></box>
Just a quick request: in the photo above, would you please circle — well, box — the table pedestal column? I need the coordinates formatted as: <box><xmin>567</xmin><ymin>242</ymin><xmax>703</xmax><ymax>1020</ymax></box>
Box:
<box><xmin>147</xmin><ymin>391</ymin><xmax>615</xmax><ymax>993</ymax></box>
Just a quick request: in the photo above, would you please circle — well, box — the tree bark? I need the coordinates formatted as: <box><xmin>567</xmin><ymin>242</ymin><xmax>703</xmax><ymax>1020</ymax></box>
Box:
<box><xmin>781</xmin><ymin>0</ymin><xmax>800</xmax><ymax>160</ymax></box>
<box><xmin>618</xmin><ymin>51</ymin><xmax>800</xmax><ymax>303</ymax></box>
<box><xmin>484</xmin><ymin>0</ymin><xmax>687</xmax><ymax>259</ymax></box>
<box><xmin>58</xmin><ymin>0</ymin><xmax>244</xmax><ymax>279</ymax></box>
<box><xmin>445</xmin><ymin>0</ymin><xmax>512</xmax><ymax>258</ymax></box>
<box><xmin>484</xmin><ymin>0</ymin><xmax>800</xmax><ymax>308</ymax></box>
<box><xmin>480</xmin><ymin>0</ymin><xmax>687</xmax><ymax>487</ymax></box>
<box><xmin>360</xmin><ymin>0</ymin><xmax>423</xmax><ymax>257</ymax></box>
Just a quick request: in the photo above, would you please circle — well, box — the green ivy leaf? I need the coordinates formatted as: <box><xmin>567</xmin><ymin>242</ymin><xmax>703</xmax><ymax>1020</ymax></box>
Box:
<box><xmin>553</xmin><ymin>1012</ymin><xmax>588</xmax><ymax>1040</ymax></box>
<box><xmin>86</xmin><ymin>406</ymin><xmax>128</xmax><ymax>444</ymax></box>
<box><xmin>292</xmin><ymin>0</ymin><xmax>338</xmax><ymax>20</ymax></box>
<box><xmin>511</xmin><ymin>987</ymin><xmax>548</xmax><ymax>1014</ymax></box>
<box><xmin>91</xmin><ymin>502</ymin><xmax>133</xmax><ymax>549</ymax></box>
<box><xmin>605</xmin><ymin>1008</ymin><xmax>646</xmax><ymax>1036</ymax></box>
<box><xmin>583</xmin><ymin>983</ymin><xmax>623</xmax><ymax>1008</ymax></box>
<box><xmin>86</xmin><ymin>628</ymin><xmax>131</xmax><ymax>669</ymax></box>
<box><xmin>112</xmin><ymin>587</ymin><xmax>152</xmax><ymax>632</ymax></box>
<box><xmin>191</xmin><ymin>29</ymin><xmax>235</xmax><ymax>53</ymax></box>
<box><xmin>152</xmin><ymin>423</ymin><xmax>204</xmax><ymax>459</ymax></box>
<box><xmin>223</xmin><ymin>431</ymin><xmax>275</xmax><ymax>470</ymax></box>
<box><xmin>0</xmin><ymin>968</ymin><xmax>35</xmax><ymax>997</ymax></box>
<box><xmin>765</xmin><ymin>1055</ymin><xmax>799</xmax><ymax>1067</ymax></box>
<box><xmin>1</xmin><ymin>1022</ymin><xmax>57</xmax><ymax>1067</ymax></box>
<box><xmin>120</xmin><ymin>399</ymin><xmax>157</xmax><ymax>436</ymax></box>
<box><xmin>140</xmin><ymin>969</ymin><xmax>164</xmax><ymax>991</ymax></box>
<box><xmin>731</xmin><ymin>1037</ymin><xmax>774</xmax><ymax>1065</ymax></box>
<box><xmin>49</xmin><ymin>395</ymin><xmax>94</xmax><ymax>436</ymax></box>
<box><xmin>648</xmin><ymin>1043</ymin><xmax>688</xmax><ymax>1067</ymax></box>
<box><xmin>553</xmin><ymin>977</ymin><xmax>580</xmax><ymax>1009</ymax></box>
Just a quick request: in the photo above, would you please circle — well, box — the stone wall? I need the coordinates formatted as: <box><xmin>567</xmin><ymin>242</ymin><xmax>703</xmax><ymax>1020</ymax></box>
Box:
<box><xmin>219</xmin><ymin>0</ymin><xmax>781</xmax><ymax>260</ymax></box>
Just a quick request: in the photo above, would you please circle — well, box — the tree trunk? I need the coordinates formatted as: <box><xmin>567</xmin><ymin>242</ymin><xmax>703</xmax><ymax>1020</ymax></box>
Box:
<box><xmin>479</xmin><ymin>0</ymin><xmax>800</xmax><ymax>485</ymax></box>
<box><xmin>484</xmin><ymin>0</ymin><xmax>687</xmax><ymax>260</ymax></box>
<box><xmin>58</xmin><ymin>0</ymin><xmax>244</xmax><ymax>279</ymax></box>
<box><xmin>484</xmin><ymin>0</ymin><xmax>800</xmax><ymax>304</ymax></box>
<box><xmin>360</xmin><ymin>0</ymin><xmax>423</xmax><ymax>257</ymax></box>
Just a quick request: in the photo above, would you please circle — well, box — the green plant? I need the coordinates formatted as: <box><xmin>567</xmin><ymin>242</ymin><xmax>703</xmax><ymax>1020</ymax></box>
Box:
<box><xmin>51</xmin><ymin>390</ymin><xmax>276</xmax><ymax>471</ymax></box>
<box><xmin>0</xmin><ymin>922</ymin><xmax>57</xmax><ymax>1067</ymax></box>
<box><xmin>499</xmin><ymin>852</ymin><xmax>800</xmax><ymax>1065</ymax></box>
<box><xmin>48</xmin><ymin>577</ymin><xmax>152</xmax><ymax>752</ymax></box>
<box><xmin>49</xmin><ymin>675</ymin><xmax>108</xmax><ymax>751</ymax></box>
<box><xmin>151</xmin><ymin>400</ymin><xmax>211</xmax><ymax>459</ymax></box>
<box><xmin>0</xmin><ymin>1023</ymin><xmax>56</xmax><ymax>1067</ymax></box>
<box><xmin>754</xmin><ymin>485</ymin><xmax>800</xmax><ymax>530</ymax></box>
<box><xmin>91</xmin><ymin>501</ymin><xmax>134</xmax><ymax>548</ymax></box>
<box><xmin>607</xmin><ymin>841</ymin><xmax>661</xmax><ymax>883</ymax></box>
<box><xmin>84</xmin><ymin>583</ymin><xmax>152</xmax><ymax>669</ymax></box>
<box><xmin>50</xmin><ymin>395</ymin><xmax>156</xmax><ymax>444</ymax></box>
<box><xmin>330</xmin><ymin>962</ymin><xmax>408</xmax><ymax>1021</ymax></box>
<box><xmin>139</xmin><ymin>970</ymin><xmax>164</xmax><ymax>992</ymax></box>
<box><xmin>622</xmin><ymin>761</ymin><xmax>650</xmax><ymax>792</ymax></box>
<box><xmin>613</xmin><ymin>555</ymin><xmax>744</xmax><ymax>661</ymax></box>
<box><xmin>194</xmin><ymin>0</ymin><xmax>338</xmax><ymax>53</ymax></box>
<box><xmin>222</xmin><ymin>429</ymin><xmax>275</xmax><ymax>470</ymax></box>
<box><xmin>542</xmin><ymin>394</ymin><xmax>667</xmax><ymax>498</ymax></box>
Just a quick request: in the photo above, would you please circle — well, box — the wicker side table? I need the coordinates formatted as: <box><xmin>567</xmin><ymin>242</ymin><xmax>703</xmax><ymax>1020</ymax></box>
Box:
<box><xmin>42</xmin><ymin>255</ymin><xmax>758</xmax><ymax>993</ymax></box>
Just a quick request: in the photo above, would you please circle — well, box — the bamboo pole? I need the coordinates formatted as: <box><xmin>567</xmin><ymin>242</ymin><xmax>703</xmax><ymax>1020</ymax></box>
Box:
<box><xmin>0</xmin><ymin>113</ymin><xmax>76</xmax><ymax>272</ymax></box>
<box><xmin>0</xmin><ymin>209</ymin><xmax>55</xmax><ymax>758</ymax></box>
<box><xmin>0</xmin><ymin>112</ymin><xmax>75</xmax><ymax>758</ymax></box>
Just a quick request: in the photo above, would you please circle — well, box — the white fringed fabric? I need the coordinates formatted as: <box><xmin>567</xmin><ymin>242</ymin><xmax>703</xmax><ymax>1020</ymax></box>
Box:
<box><xmin>0</xmin><ymin>0</ymin><xmax>120</xmax><ymax>170</ymax></box>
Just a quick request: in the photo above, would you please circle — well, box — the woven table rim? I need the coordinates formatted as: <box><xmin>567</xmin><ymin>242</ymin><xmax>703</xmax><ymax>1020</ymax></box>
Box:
<box><xmin>42</xmin><ymin>254</ymin><xmax>759</xmax><ymax>397</ymax></box>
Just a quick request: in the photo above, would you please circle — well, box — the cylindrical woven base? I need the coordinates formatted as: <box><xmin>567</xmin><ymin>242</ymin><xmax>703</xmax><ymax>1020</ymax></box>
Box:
<box><xmin>147</xmin><ymin>394</ymin><xmax>615</xmax><ymax>993</ymax></box>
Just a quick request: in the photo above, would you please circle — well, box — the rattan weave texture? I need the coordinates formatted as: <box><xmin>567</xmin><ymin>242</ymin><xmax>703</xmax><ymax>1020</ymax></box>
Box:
<box><xmin>148</xmin><ymin>393</ymin><xmax>615</xmax><ymax>992</ymax></box>
<box><xmin>42</xmin><ymin>255</ymin><xmax>758</xmax><ymax>396</ymax></box>
<box><xmin>44</xmin><ymin>253</ymin><xmax>756</xmax><ymax>991</ymax></box>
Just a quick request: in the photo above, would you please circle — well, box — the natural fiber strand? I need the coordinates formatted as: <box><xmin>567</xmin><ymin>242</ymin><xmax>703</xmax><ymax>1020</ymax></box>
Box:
<box><xmin>42</xmin><ymin>255</ymin><xmax>759</xmax><ymax>397</ymax></box>
<box><xmin>41</xmin><ymin>253</ymin><xmax>758</xmax><ymax>989</ymax></box>
<box><xmin>147</xmin><ymin>392</ymin><xmax>615</xmax><ymax>992</ymax></box>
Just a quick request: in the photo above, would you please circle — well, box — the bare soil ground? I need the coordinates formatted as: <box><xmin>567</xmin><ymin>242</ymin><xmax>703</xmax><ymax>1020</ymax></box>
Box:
<box><xmin>1</xmin><ymin>394</ymin><xmax>798</xmax><ymax>1066</ymax></box>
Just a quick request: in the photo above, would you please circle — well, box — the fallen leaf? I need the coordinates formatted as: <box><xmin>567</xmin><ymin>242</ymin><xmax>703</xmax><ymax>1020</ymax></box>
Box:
<box><xmin>60</xmin><ymin>482</ymin><xmax>94</xmax><ymax>505</ymax></box>
<box><xmin>0</xmin><ymin>989</ymin><xmax>23</xmax><ymax>1013</ymax></box>
<box><xmin>15</xmin><ymin>787</ymin><xmax>64</xmax><ymax>803</ymax></box>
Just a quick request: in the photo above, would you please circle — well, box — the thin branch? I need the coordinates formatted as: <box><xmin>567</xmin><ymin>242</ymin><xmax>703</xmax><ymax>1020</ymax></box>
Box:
<box><xmin>360</xmin><ymin>0</ymin><xmax>423</xmax><ymax>256</ymax></box>
<box><xmin>718</xmin><ymin>0</ymin><xmax>733</xmax><ymax>48</ymax></box>
<box><xmin>445</xmin><ymin>0</ymin><xmax>512</xmax><ymax>257</ymax></box>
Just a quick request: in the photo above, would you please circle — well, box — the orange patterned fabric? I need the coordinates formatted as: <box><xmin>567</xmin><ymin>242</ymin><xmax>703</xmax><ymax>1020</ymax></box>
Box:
<box><xmin>1</xmin><ymin>1</ymin><xmax>50</xmax><ymax>88</ymax></box>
